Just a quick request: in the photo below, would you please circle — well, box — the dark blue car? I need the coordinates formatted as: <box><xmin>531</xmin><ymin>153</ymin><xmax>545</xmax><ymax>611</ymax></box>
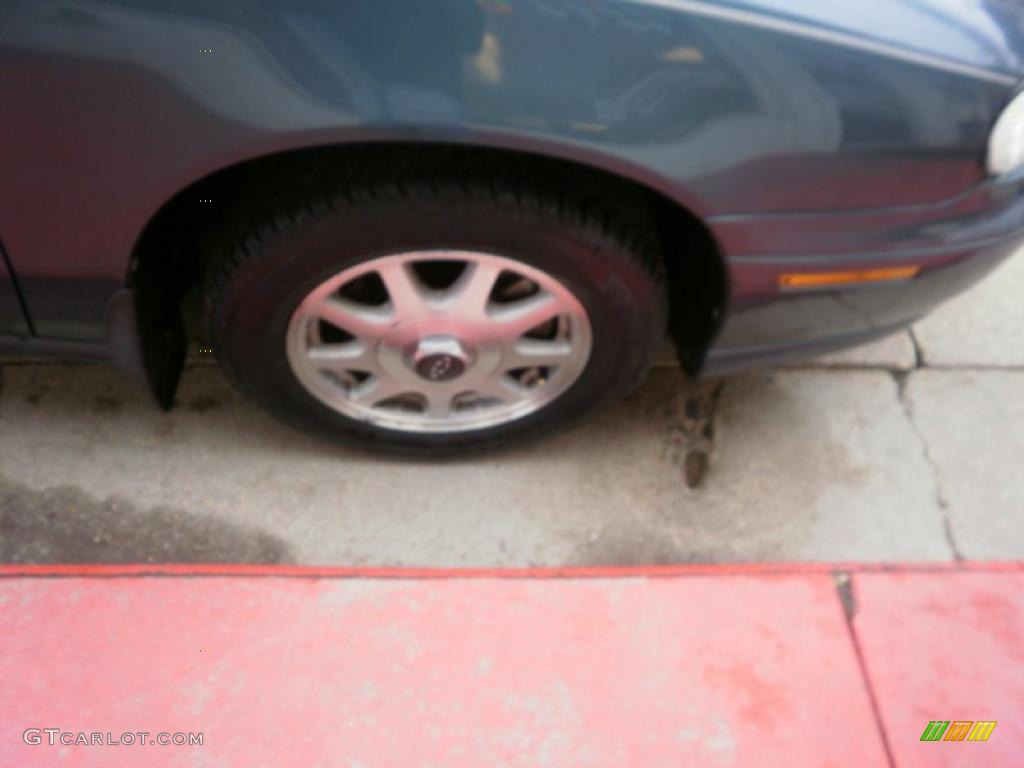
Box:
<box><xmin>2</xmin><ymin>0</ymin><xmax>1023</xmax><ymax>451</ymax></box>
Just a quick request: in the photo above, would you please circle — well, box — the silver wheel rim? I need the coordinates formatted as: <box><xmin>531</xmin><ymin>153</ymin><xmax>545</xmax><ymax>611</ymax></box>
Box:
<box><xmin>285</xmin><ymin>250</ymin><xmax>592</xmax><ymax>434</ymax></box>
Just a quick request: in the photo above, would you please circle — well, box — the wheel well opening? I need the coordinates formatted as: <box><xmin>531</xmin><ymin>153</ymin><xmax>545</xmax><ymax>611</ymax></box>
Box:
<box><xmin>130</xmin><ymin>142</ymin><xmax>727</xmax><ymax>376</ymax></box>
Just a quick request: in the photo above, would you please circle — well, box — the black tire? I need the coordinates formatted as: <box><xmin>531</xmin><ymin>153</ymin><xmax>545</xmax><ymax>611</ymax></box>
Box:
<box><xmin>205</xmin><ymin>165</ymin><xmax>667</xmax><ymax>455</ymax></box>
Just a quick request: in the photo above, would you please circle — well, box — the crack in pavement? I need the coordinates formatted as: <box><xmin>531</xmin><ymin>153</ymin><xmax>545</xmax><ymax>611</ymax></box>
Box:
<box><xmin>908</xmin><ymin>328</ymin><xmax>925</xmax><ymax>368</ymax></box>
<box><xmin>893</xmin><ymin>369</ymin><xmax>964</xmax><ymax>561</ymax></box>
<box><xmin>833</xmin><ymin>571</ymin><xmax>897</xmax><ymax>768</ymax></box>
<box><xmin>916</xmin><ymin>363</ymin><xmax>1024</xmax><ymax>371</ymax></box>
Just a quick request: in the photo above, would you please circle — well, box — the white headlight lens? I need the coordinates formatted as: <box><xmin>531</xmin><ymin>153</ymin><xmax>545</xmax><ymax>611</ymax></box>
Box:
<box><xmin>988</xmin><ymin>90</ymin><xmax>1024</xmax><ymax>176</ymax></box>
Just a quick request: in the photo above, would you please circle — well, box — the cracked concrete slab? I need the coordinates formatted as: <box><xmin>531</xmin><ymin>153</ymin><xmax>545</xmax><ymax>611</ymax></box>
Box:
<box><xmin>913</xmin><ymin>248</ymin><xmax>1024</xmax><ymax>367</ymax></box>
<box><xmin>666</xmin><ymin>370</ymin><xmax>951</xmax><ymax>563</ymax></box>
<box><xmin>904</xmin><ymin>369</ymin><xmax>1024</xmax><ymax>559</ymax></box>
<box><xmin>0</xmin><ymin>363</ymin><xmax>951</xmax><ymax>566</ymax></box>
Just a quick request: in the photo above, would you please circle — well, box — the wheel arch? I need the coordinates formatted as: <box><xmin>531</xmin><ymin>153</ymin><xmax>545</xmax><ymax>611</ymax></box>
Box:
<box><xmin>126</xmin><ymin>138</ymin><xmax>728</xmax><ymax>405</ymax></box>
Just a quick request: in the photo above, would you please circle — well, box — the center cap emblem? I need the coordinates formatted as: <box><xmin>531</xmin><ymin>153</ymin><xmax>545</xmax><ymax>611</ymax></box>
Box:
<box><xmin>416</xmin><ymin>353</ymin><xmax>465</xmax><ymax>382</ymax></box>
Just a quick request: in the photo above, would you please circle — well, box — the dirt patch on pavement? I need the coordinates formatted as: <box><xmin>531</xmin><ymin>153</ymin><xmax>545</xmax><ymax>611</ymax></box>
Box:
<box><xmin>0</xmin><ymin>477</ymin><xmax>292</xmax><ymax>564</ymax></box>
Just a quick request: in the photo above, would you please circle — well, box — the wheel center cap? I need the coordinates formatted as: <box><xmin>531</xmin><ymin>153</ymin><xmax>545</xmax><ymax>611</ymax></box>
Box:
<box><xmin>416</xmin><ymin>353</ymin><xmax>466</xmax><ymax>382</ymax></box>
<box><xmin>410</xmin><ymin>336</ymin><xmax>471</xmax><ymax>382</ymax></box>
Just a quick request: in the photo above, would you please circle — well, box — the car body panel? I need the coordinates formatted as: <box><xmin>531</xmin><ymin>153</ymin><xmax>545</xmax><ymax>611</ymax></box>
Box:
<box><xmin>0</xmin><ymin>241</ymin><xmax>30</xmax><ymax>338</ymax></box>
<box><xmin>0</xmin><ymin>0</ymin><xmax>1022</xmax><ymax>374</ymax></box>
<box><xmin>703</xmin><ymin>175</ymin><xmax>1024</xmax><ymax>366</ymax></box>
<box><xmin>705</xmin><ymin>226</ymin><xmax>1022</xmax><ymax>371</ymax></box>
<box><xmin>679</xmin><ymin>0</ymin><xmax>1024</xmax><ymax>80</ymax></box>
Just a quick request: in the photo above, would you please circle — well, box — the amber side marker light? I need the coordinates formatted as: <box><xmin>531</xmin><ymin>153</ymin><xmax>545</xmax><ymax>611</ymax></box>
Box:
<box><xmin>779</xmin><ymin>266</ymin><xmax>920</xmax><ymax>289</ymax></box>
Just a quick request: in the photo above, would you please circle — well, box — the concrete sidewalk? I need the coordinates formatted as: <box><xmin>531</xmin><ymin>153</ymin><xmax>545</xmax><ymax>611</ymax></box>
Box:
<box><xmin>0</xmin><ymin>252</ymin><xmax>1021</xmax><ymax>567</ymax></box>
<box><xmin>1</xmin><ymin>563</ymin><xmax>1020</xmax><ymax>767</ymax></box>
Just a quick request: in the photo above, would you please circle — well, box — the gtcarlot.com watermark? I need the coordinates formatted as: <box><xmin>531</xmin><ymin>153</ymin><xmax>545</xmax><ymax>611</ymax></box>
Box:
<box><xmin>23</xmin><ymin>729</ymin><xmax>203</xmax><ymax>747</ymax></box>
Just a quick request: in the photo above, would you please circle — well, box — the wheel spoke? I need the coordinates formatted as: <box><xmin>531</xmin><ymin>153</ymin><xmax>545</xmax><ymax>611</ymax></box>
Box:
<box><xmin>489</xmin><ymin>292</ymin><xmax>560</xmax><ymax>339</ymax></box>
<box><xmin>316</xmin><ymin>297</ymin><xmax>391</xmax><ymax>339</ymax></box>
<box><xmin>474</xmin><ymin>375</ymin><xmax>525</xmax><ymax>404</ymax></box>
<box><xmin>446</xmin><ymin>260</ymin><xmax>502</xmax><ymax>318</ymax></box>
<box><xmin>307</xmin><ymin>342</ymin><xmax>378</xmax><ymax>373</ymax></box>
<box><xmin>378</xmin><ymin>261</ymin><xmax>431</xmax><ymax>320</ymax></box>
<box><xmin>504</xmin><ymin>339</ymin><xmax>573</xmax><ymax>371</ymax></box>
<box><xmin>424</xmin><ymin>388</ymin><xmax>455</xmax><ymax>418</ymax></box>
<box><xmin>349</xmin><ymin>376</ymin><xmax>407</xmax><ymax>407</ymax></box>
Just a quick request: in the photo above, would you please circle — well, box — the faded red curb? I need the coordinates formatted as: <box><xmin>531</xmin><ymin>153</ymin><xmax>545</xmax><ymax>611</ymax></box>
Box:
<box><xmin>0</xmin><ymin>560</ymin><xmax>1021</xmax><ymax>578</ymax></box>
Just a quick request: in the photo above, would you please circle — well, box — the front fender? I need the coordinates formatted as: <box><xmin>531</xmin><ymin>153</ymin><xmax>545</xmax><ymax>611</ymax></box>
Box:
<box><xmin>0</xmin><ymin>0</ymin><xmax>1017</xmax><ymax>341</ymax></box>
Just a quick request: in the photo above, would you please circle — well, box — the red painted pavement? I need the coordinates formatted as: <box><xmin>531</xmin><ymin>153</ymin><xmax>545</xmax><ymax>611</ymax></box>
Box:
<box><xmin>1</xmin><ymin>574</ymin><xmax>884</xmax><ymax>767</ymax></box>
<box><xmin>0</xmin><ymin>564</ymin><xmax>1020</xmax><ymax>767</ymax></box>
<box><xmin>854</xmin><ymin>571</ymin><xmax>1024</xmax><ymax>767</ymax></box>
